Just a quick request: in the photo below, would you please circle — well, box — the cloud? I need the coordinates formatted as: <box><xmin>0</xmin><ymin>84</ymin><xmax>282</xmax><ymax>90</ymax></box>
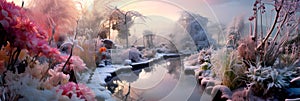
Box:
<box><xmin>204</xmin><ymin>0</ymin><xmax>235</xmax><ymax>5</ymax></box>
<box><xmin>204</xmin><ymin>0</ymin><xmax>253</xmax><ymax>5</ymax></box>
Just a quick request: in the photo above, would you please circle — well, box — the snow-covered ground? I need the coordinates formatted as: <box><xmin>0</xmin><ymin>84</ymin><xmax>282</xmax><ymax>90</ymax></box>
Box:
<box><xmin>79</xmin><ymin>52</ymin><xmax>192</xmax><ymax>100</ymax></box>
<box><xmin>78</xmin><ymin>65</ymin><xmax>132</xmax><ymax>101</ymax></box>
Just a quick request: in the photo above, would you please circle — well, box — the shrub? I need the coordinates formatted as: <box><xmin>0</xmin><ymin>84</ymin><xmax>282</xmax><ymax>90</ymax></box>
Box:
<box><xmin>246</xmin><ymin>65</ymin><xmax>295</xmax><ymax>97</ymax></box>
<box><xmin>211</xmin><ymin>48</ymin><xmax>247</xmax><ymax>90</ymax></box>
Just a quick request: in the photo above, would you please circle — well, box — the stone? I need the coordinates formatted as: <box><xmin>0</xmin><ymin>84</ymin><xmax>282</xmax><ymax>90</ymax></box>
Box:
<box><xmin>211</xmin><ymin>85</ymin><xmax>232</xmax><ymax>101</ymax></box>
<box><xmin>198</xmin><ymin>76</ymin><xmax>204</xmax><ymax>84</ymax></box>
<box><xmin>200</xmin><ymin>78</ymin><xmax>215</xmax><ymax>89</ymax></box>
<box><xmin>123</xmin><ymin>59</ymin><xmax>132</xmax><ymax>66</ymax></box>
<box><xmin>184</xmin><ymin>68</ymin><xmax>195</xmax><ymax>75</ymax></box>
<box><xmin>205</xmin><ymin>86</ymin><xmax>214</xmax><ymax>95</ymax></box>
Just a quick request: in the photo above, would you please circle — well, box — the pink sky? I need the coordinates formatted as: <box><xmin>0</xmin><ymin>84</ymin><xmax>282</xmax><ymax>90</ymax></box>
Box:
<box><xmin>115</xmin><ymin>0</ymin><xmax>254</xmax><ymax>24</ymax></box>
<box><xmin>7</xmin><ymin>0</ymin><xmax>254</xmax><ymax>24</ymax></box>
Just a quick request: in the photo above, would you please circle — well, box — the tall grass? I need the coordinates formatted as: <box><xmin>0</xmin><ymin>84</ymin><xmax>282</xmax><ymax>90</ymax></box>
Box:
<box><xmin>210</xmin><ymin>48</ymin><xmax>247</xmax><ymax>89</ymax></box>
<box><xmin>73</xmin><ymin>36</ymin><xmax>97</xmax><ymax>68</ymax></box>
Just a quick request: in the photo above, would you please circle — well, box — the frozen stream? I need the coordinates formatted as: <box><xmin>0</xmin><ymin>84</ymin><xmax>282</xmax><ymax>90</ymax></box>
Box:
<box><xmin>105</xmin><ymin>57</ymin><xmax>205</xmax><ymax>101</ymax></box>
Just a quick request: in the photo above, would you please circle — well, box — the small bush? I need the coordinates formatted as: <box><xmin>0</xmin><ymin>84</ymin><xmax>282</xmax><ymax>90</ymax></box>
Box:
<box><xmin>211</xmin><ymin>48</ymin><xmax>247</xmax><ymax>90</ymax></box>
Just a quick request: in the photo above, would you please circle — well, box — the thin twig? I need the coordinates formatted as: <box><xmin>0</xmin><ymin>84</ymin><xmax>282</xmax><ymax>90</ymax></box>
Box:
<box><xmin>256</xmin><ymin>0</ymin><xmax>284</xmax><ymax>50</ymax></box>
<box><xmin>62</xmin><ymin>20</ymin><xmax>79</xmax><ymax>72</ymax></box>
<box><xmin>11</xmin><ymin>48</ymin><xmax>21</xmax><ymax>69</ymax></box>
<box><xmin>272</xmin><ymin>7</ymin><xmax>290</xmax><ymax>42</ymax></box>
<box><xmin>8</xmin><ymin>48</ymin><xmax>21</xmax><ymax>70</ymax></box>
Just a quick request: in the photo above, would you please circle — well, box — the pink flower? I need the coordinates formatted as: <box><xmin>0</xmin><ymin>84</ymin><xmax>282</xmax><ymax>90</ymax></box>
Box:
<box><xmin>47</xmin><ymin>69</ymin><xmax>70</xmax><ymax>86</ymax></box>
<box><xmin>58</xmin><ymin>82</ymin><xmax>96</xmax><ymax>101</ymax></box>
<box><xmin>77</xmin><ymin>83</ymin><xmax>96</xmax><ymax>101</ymax></box>
<box><xmin>55</xmin><ymin>56</ymin><xmax>87</xmax><ymax>72</ymax></box>
<box><xmin>59</xmin><ymin>82</ymin><xmax>77</xmax><ymax>98</ymax></box>
<box><xmin>68</xmin><ymin>56</ymin><xmax>87</xmax><ymax>72</ymax></box>
<box><xmin>0</xmin><ymin>0</ymin><xmax>62</xmax><ymax>61</ymax></box>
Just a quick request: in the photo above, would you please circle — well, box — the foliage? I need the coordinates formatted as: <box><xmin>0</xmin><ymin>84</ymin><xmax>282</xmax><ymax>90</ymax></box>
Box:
<box><xmin>198</xmin><ymin>48</ymin><xmax>212</xmax><ymax>64</ymax></box>
<box><xmin>237</xmin><ymin>36</ymin><xmax>256</xmax><ymax>64</ymax></box>
<box><xmin>225</xmin><ymin>16</ymin><xmax>245</xmax><ymax>49</ymax></box>
<box><xmin>4</xmin><ymin>73</ymin><xmax>60</xmax><ymax>101</ymax></box>
<box><xmin>246</xmin><ymin>65</ymin><xmax>295</xmax><ymax>97</ymax></box>
<box><xmin>233</xmin><ymin>0</ymin><xmax>300</xmax><ymax>99</ymax></box>
<box><xmin>185</xmin><ymin>53</ymin><xmax>200</xmax><ymax>66</ymax></box>
<box><xmin>185</xmin><ymin>48</ymin><xmax>211</xmax><ymax>67</ymax></box>
<box><xmin>210</xmin><ymin>48</ymin><xmax>247</xmax><ymax>89</ymax></box>
<box><xmin>73</xmin><ymin>36</ymin><xmax>97</xmax><ymax>68</ymax></box>
<box><xmin>0</xmin><ymin>0</ymin><xmax>93</xmax><ymax>100</ymax></box>
<box><xmin>177</xmin><ymin>11</ymin><xmax>210</xmax><ymax>50</ymax></box>
<box><xmin>100</xmin><ymin>7</ymin><xmax>146</xmax><ymax>46</ymax></box>
<box><xmin>0</xmin><ymin>0</ymin><xmax>62</xmax><ymax>63</ymax></box>
<box><xmin>27</xmin><ymin>0</ymin><xmax>79</xmax><ymax>40</ymax></box>
<box><xmin>243</xmin><ymin>0</ymin><xmax>300</xmax><ymax>66</ymax></box>
<box><xmin>241</xmin><ymin>0</ymin><xmax>299</xmax><ymax>98</ymax></box>
<box><xmin>77</xmin><ymin>0</ymin><xmax>116</xmax><ymax>38</ymax></box>
<box><xmin>58</xmin><ymin>82</ymin><xmax>96</xmax><ymax>101</ymax></box>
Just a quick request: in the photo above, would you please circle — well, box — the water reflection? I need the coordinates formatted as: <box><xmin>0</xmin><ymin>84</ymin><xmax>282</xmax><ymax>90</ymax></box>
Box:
<box><xmin>106</xmin><ymin>57</ymin><xmax>202</xmax><ymax>101</ymax></box>
<box><xmin>165</xmin><ymin>58</ymin><xmax>182</xmax><ymax>79</ymax></box>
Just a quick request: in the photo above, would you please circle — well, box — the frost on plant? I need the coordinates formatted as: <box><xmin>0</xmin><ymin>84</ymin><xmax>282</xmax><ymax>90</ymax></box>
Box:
<box><xmin>210</xmin><ymin>48</ymin><xmax>247</xmax><ymax>89</ymax></box>
<box><xmin>246</xmin><ymin>65</ymin><xmax>295</xmax><ymax>95</ymax></box>
<box><xmin>0</xmin><ymin>0</ymin><xmax>95</xmax><ymax>100</ymax></box>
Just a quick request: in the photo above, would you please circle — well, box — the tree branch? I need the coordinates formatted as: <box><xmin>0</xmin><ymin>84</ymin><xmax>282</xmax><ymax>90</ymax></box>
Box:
<box><xmin>256</xmin><ymin>0</ymin><xmax>284</xmax><ymax>50</ymax></box>
<box><xmin>272</xmin><ymin>11</ymin><xmax>289</xmax><ymax>42</ymax></box>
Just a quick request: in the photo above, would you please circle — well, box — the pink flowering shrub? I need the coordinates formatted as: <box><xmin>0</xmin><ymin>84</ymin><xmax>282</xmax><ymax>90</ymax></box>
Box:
<box><xmin>58</xmin><ymin>82</ymin><xmax>96</xmax><ymax>101</ymax></box>
<box><xmin>0</xmin><ymin>0</ymin><xmax>62</xmax><ymax>61</ymax></box>
<box><xmin>0</xmin><ymin>0</ymin><xmax>95</xmax><ymax>100</ymax></box>
<box><xmin>27</xmin><ymin>0</ymin><xmax>79</xmax><ymax>41</ymax></box>
<box><xmin>55</xmin><ymin>56</ymin><xmax>88</xmax><ymax>72</ymax></box>
<box><xmin>46</xmin><ymin>69</ymin><xmax>70</xmax><ymax>87</ymax></box>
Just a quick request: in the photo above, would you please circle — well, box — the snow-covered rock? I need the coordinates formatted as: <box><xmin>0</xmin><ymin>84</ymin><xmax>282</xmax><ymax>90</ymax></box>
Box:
<box><xmin>123</xmin><ymin>59</ymin><xmax>132</xmax><ymax>66</ymax></box>
<box><xmin>184</xmin><ymin>67</ymin><xmax>196</xmax><ymax>75</ymax></box>
<box><xmin>200</xmin><ymin>78</ymin><xmax>216</xmax><ymax>88</ymax></box>
<box><xmin>129</xmin><ymin>47</ymin><xmax>143</xmax><ymax>62</ymax></box>
<box><xmin>205</xmin><ymin>86</ymin><xmax>214</xmax><ymax>95</ymax></box>
<box><xmin>211</xmin><ymin>85</ymin><xmax>232</xmax><ymax>101</ymax></box>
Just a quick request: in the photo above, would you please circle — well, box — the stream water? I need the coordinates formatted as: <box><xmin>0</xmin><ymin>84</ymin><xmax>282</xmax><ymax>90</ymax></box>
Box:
<box><xmin>106</xmin><ymin>57</ymin><xmax>206</xmax><ymax>101</ymax></box>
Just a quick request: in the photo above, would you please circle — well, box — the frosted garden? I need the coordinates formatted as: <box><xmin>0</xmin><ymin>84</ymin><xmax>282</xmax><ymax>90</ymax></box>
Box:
<box><xmin>0</xmin><ymin>0</ymin><xmax>299</xmax><ymax>101</ymax></box>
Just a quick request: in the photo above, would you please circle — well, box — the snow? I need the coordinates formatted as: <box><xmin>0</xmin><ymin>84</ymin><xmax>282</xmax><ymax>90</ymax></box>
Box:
<box><xmin>86</xmin><ymin>84</ymin><xmax>106</xmax><ymax>91</ymax></box>
<box><xmin>96</xmin><ymin>65</ymin><xmax>132</xmax><ymax>73</ymax></box>
<box><xmin>96</xmin><ymin>67</ymin><xmax>116</xmax><ymax>73</ymax></box>
<box><xmin>79</xmin><ymin>65</ymin><xmax>137</xmax><ymax>100</ymax></box>
<box><xmin>131</xmin><ymin>59</ymin><xmax>151</xmax><ymax>65</ymax></box>
<box><xmin>82</xmin><ymin>72</ymin><xmax>113</xmax><ymax>101</ymax></box>
<box><xmin>156</xmin><ymin>53</ymin><xmax>181</xmax><ymax>57</ymax></box>
<box><xmin>184</xmin><ymin>65</ymin><xmax>200</xmax><ymax>70</ymax></box>
<box><xmin>82</xmin><ymin>53</ymin><xmax>188</xmax><ymax>101</ymax></box>
<box><xmin>131</xmin><ymin>53</ymin><xmax>163</xmax><ymax>65</ymax></box>
<box><xmin>91</xmin><ymin>86</ymin><xmax>114</xmax><ymax>101</ymax></box>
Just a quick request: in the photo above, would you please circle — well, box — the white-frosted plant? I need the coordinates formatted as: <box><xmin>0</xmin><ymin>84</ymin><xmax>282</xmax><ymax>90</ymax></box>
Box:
<box><xmin>185</xmin><ymin>53</ymin><xmax>200</xmax><ymax>66</ymax></box>
<box><xmin>210</xmin><ymin>48</ymin><xmax>246</xmax><ymax>89</ymax></box>
<box><xmin>225</xmin><ymin>16</ymin><xmax>244</xmax><ymax>49</ymax></box>
<box><xmin>5</xmin><ymin>72</ymin><xmax>60</xmax><ymax>101</ymax></box>
<box><xmin>291</xmin><ymin>76</ymin><xmax>300</xmax><ymax>83</ymax></box>
<box><xmin>246</xmin><ymin>65</ymin><xmax>295</xmax><ymax>95</ymax></box>
<box><xmin>73</xmin><ymin>35</ymin><xmax>98</xmax><ymax>68</ymax></box>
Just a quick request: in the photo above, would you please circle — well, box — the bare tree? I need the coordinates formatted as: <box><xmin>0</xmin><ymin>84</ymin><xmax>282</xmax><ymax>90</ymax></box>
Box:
<box><xmin>101</xmin><ymin>7</ymin><xmax>146</xmax><ymax>48</ymax></box>
<box><xmin>225</xmin><ymin>16</ymin><xmax>245</xmax><ymax>49</ymax></box>
<box><xmin>177</xmin><ymin>11</ymin><xmax>210</xmax><ymax>51</ymax></box>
